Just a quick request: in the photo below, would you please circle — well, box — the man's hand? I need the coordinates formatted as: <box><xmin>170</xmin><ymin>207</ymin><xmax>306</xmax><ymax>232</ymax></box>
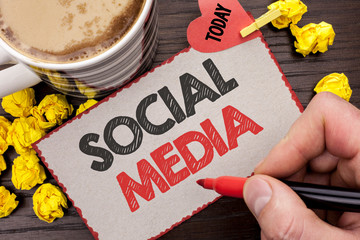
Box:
<box><xmin>244</xmin><ymin>92</ymin><xmax>360</xmax><ymax>239</ymax></box>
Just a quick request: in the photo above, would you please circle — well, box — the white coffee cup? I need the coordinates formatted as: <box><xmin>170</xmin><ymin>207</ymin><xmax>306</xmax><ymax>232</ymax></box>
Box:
<box><xmin>0</xmin><ymin>0</ymin><xmax>158</xmax><ymax>98</ymax></box>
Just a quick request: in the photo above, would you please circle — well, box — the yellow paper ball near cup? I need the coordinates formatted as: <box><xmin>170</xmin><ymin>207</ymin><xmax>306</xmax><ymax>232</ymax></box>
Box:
<box><xmin>1</xmin><ymin>88</ymin><xmax>36</xmax><ymax>117</ymax></box>
<box><xmin>30</xmin><ymin>107</ymin><xmax>57</xmax><ymax>130</ymax></box>
<box><xmin>33</xmin><ymin>94</ymin><xmax>74</xmax><ymax>126</ymax></box>
<box><xmin>75</xmin><ymin>99</ymin><xmax>98</xmax><ymax>116</ymax></box>
<box><xmin>33</xmin><ymin>183</ymin><xmax>68</xmax><ymax>223</ymax></box>
<box><xmin>314</xmin><ymin>73</ymin><xmax>352</xmax><ymax>101</ymax></box>
<box><xmin>6</xmin><ymin>116</ymin><xmax>46</xmax><ymax>155</ymax></box>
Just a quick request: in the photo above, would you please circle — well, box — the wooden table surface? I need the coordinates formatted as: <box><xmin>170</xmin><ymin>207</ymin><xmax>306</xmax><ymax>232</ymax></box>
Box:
<box><xmin>1</xmin><ymin>0</ymin><xmax>360</xmax><ymax>239</ymax></box>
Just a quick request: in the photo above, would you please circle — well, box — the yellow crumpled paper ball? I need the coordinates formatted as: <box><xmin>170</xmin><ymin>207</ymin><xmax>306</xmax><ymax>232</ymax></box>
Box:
<box><xmin>268</xmin><ymin>0</ymin><xmax>307</xmax><ymax>29</ymax></box>
<box><xmin>1</xmin><ymin>88</ymin><xmax>36</xmax><ymax>117</ymax></box>
<box><xmin>76</xmin><ymin>99</ymin><xmax>98</xmax><ymax>116</ymax></box>
<box><xmin>290</xmin><ymin>21</ymin><xmax>335</xmax><ymax>57</ymax></box>
<box><xmin>11</xmin><ymin>150</ymin><xmax>46</xmax><ymax>190</ymax></box>
<box><xmin>314</xmin><ymin>73</ymin><xmax>352</xmax><ymax>101</ymax></box>
<box><xmin>0</xmin><ymin>155</ymin><xmax>6</xmax><ymax>174</ymax></box>
<box><xmin>6</xmin><ymin>117</ymin><xmax>46</xmax><ymax>155</ymax></box>
<box><xmin>33</xmin><ymin>183</ymin><xmax>68</xmax><ymax>223</ymax></box>
<box><xmin>0</xmin><ymin>186</ymin><xmax>19</xmax><ymax>218</ymax></box>
<box><xmin>0</xmin><ymin>116</ymin><xmax>11</xmax><ymax>154</ymax></box>
<box><xmin>30</xmin><ymin>107</ymin><xmax>57</xmax><ymax>130</ymax></box>
<box><xmin>31</xmin><ymin>94</ymin><xmax>74</xmax><ymax>126</ymax></box>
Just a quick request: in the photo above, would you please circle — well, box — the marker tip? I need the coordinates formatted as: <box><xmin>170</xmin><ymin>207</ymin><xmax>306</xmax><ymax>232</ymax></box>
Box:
<box><xmin>196</xmin><ymin>179</ymin><xmax>205</xmax><ymax>187</ymax></box>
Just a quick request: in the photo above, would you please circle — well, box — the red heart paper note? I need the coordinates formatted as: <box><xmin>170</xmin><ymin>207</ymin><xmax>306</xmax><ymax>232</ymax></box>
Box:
<box><xmin>187</xmin><ymin>0</ymin><xmax>262</xmax><ymax>53</ymax></box>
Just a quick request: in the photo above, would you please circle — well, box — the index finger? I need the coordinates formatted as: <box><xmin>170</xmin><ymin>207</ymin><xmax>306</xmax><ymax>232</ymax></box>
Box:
<box><xmin>255</xmin><ymin>92</ymin><xmax>360</xmax><ymax>178</ymax></box>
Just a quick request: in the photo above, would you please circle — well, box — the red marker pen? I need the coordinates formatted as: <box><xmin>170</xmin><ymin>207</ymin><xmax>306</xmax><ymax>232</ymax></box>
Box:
<box><xmin>197</xmin><ymin>176</ymin><xmax>360</xmax><ymax>212</ymax></box>
<box><xmin>197</xmin><ymin>176</ymin><xmax>247</xmax><ymax>198</ymax></box>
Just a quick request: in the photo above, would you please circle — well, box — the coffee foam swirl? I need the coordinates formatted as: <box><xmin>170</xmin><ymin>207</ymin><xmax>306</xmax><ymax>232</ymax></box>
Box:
<box><xmin>0</xmin><ymin>0</ymin><xmax>145</xmax><ymax>63</ymax></box>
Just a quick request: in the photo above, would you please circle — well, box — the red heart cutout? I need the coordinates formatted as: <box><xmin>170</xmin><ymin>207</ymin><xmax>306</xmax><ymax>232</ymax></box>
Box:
<box><xmin>187</xmin><ymin>0</ymin><xmax>262</xmax><ymax>53</ymax></box>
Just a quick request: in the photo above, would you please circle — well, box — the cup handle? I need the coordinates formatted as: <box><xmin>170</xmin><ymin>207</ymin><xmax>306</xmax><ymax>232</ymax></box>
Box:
<box><xmin>0</xmin><ymin>45</ymin><xmax>13</xmax><ymax>64</ymax></box>
<box><xmin>0</xmin><ymin>64</ymin><xmax>42</xmax><ymax>98</ymax></box>
<box><xmin>0</xmin><ymin>47</ymin><xmax>41</xmax><ymax>98</ymax></box>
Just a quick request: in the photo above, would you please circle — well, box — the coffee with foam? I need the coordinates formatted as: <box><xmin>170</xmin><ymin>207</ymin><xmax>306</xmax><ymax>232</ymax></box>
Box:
<box><xmin>0</xmin><ymin>0</ymin><xmax>145</xmax><ymax>63</ymax></box>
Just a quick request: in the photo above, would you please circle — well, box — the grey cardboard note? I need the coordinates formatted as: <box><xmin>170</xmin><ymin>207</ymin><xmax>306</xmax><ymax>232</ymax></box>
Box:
<box><xmin>34</xmin><ymin>37</ymin><xmax>302</xmax><ymax>240</ymax></box>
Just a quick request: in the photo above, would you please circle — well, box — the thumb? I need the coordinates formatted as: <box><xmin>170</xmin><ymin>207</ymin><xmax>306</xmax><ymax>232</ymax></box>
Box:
<box><xmin>243</xmin><ymin>175</ymin><xmax>356</xmax><ymax>239</ymax></box>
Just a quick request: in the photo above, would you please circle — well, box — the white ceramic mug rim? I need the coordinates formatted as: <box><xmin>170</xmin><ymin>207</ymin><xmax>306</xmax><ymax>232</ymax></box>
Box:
<box><xmin>0</xmin><ymin>0</ymin><xmax>153</xmax><ymax>70</ymax></box>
